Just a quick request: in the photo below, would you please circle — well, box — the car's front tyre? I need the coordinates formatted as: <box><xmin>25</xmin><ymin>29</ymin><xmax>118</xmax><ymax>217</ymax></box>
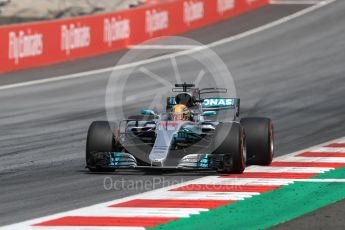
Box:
<box><xmin>213</xmin><ymin>122</ymin><xmax>245</xmax><ymax>174</ymax></box>
<box><xmin>86</xmin><ymin>121</ymin><xmax>118</xmax><ymax>172</ymax></box>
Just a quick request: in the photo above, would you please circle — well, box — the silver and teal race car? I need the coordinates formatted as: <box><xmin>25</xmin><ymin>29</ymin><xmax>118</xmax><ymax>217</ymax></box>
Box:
<box><xmin>86</xmin><ymin>83</ymin><xmax>274</xmax><ymax>174</ymax></box>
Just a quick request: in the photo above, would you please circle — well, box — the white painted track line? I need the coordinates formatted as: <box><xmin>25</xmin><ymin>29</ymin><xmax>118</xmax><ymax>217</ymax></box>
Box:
<box><xmin>295</xmin><ymin>179</ymin><xmax>345</xmax><ymax>182</ymax></box>
<box><xmin>272</xmin><ymin>136</ymin><xmax>345</xmax><ymax>161</ymax></box>
<box><xmin>277</xmin><ymin>156</ymin><xmax>345</xmax><ymax>163</ymax></box>
<box><xmin>192</xmin><ymin>178</ymin><xmax>294</xmax><ymax>186</ymax></box>
<box><xmin>12</xmin><ymin>227</ymin><xmax>145</xmax><ymax>230</ymax></box>
<box><xmin>142</xmin><ymin>191</ymin><xmax>259</xmax><ymax>200</ymax></box>
<box><xmin>245</xmin><ymin>166</ymin><xmax>331</xmax><ymax>173</ymax></box>
<box><xmin>311</xmin><ymin>147</ymin><xmax>345</xmax><ymax>152</ymax></box>
<box><xmin>128</xmin><ymin>45</ymin><xmax>201</xmax><ymax>50</ymax></box>
<box><xmin>75</xmin><ymin>207</ymin><xmax>206</xmax><ymax>218</ymax></box>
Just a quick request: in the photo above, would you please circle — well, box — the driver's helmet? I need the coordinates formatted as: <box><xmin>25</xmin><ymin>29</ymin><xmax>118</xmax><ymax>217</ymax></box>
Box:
<box><xmin>171</xmin><ymin>104</ymin><xmax>191</xmax><ymax>121</ymax></box>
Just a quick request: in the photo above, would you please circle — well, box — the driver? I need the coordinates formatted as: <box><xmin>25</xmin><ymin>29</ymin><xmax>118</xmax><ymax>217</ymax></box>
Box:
<box><xmin>171</xmin><ymin>104</ymin><xmax>191</xmax><ymax>121</ymax></box>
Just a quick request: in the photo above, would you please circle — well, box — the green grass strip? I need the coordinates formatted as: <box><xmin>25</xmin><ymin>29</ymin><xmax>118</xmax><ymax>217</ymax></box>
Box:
<box><xmin>150</xmin><ymin>167</ymin><xmax>345</xmax><ymax>230</ymax></box>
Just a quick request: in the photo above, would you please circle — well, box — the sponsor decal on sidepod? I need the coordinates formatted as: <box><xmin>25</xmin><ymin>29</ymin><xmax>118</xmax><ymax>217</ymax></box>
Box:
<box><xmin>203</xmin><ymin>98</ymin><xmax>235</xmax><ymax>107</ymax></box>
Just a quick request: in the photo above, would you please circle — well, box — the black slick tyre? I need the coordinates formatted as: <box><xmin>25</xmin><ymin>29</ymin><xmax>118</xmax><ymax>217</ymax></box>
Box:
<box><xmin>213</xmin><ymin>122</ymin><xmax>245</xmax><ymax>174</ymax></box>
<box><xmin>86</xmin><ymin>121</ymin><xmax>117</xmax><ymax>172</ymax></box>
<box><xmin>240</xmin><ymin>117</ymin><xmax>274</xmax><ymax>166</ymax></box>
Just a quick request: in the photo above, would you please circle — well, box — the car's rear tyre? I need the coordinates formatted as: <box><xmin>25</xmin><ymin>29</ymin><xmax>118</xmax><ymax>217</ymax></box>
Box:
<box><xmin>213</xmin><ymin>122</ymin><xmax>245</xmax><ymax>174</ymax></box>
<box><xmin>86</xmin><ymin>121</ymin><xmax>118</xmax><ymax>172</ymax></box>
<box><xmin>240</xmin><ymin>117</ymin><xmax>274</xmax><ymax>165</ymax></box>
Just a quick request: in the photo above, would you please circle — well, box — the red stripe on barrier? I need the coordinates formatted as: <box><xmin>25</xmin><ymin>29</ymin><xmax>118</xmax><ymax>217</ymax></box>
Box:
<box><xmin>220</xmin><ymin>172</ymin><xmax>316</xmax><ymax>179</ymax></box>
<box><xmin>110</xmin><ymin>199</ymin><xmax>234</xmax><ymax>209</ymax></box>
<box><xmin>298</xmin><ymin>152</ymin><xmax>345</xmax><ymax>157</ymax></box>
<box><xmin>270</xmin><ymin>161</ymin><xmax>345</xmax><ymax>168</ymax></box>
<box><xmin>326</xmin><ymin>143</ymin><xmax>345</xmax><ymax>148</ymax></box>
<box><xmin>170</xmin><ymin>184</ymin><xmax>280</xmax><ymax>192</ymax></box>
<box><xmin>33</xmin><ymin>216</ymin><xmax>177</xmax><ymax>227</ymax></box>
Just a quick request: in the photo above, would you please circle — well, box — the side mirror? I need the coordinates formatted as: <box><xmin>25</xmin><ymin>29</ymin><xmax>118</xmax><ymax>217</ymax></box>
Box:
<box><xmin>202</xmin><ymin>111</ymin><xmax>217</xmax><ymax>117</ymax></box>
<box><xmin>141</xmin><ymin>109</ymin><xmax>156</xmax><ymax>116</ymax></box>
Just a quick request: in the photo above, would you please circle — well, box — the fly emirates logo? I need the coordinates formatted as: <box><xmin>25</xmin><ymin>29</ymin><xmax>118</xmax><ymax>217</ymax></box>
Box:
<box><xmin>247</xmin><ymin>0</ymin><xmax>258</xmax><ymax>4</ymax></box>
<box><xmin>61</xmin><ymin>23</ymin><xmax>91</xmax><ymax>55</ymax></box>
<box><xmin>217</xmin><ymin>0</ymin><xmax>234</xmax><ymax>15</ymax></box>
<box><xmin>8</xmin><ymin>30</ymin><xmax>43</xmax><ymax>64</ymax></box>
<box><xmin>104</xmin><ymin>17</ymin><xmax>130</xmax><ymax>47</ymax></box>
<box><xmin>184</xmin><ymin>0</ymin><xmax>204</xmax><ymax>25</ymax></box>
<box><xmin>145</xmin><ymin>9</ymin><xmax>169</xmax><ymax>35</ymax></box>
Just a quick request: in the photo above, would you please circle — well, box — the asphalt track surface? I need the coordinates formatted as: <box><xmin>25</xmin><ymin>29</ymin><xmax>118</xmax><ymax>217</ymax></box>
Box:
<box><xmin>1</xmin><ymin>1</ymin><xmax>345</xmax><ymax>228</ymax></box>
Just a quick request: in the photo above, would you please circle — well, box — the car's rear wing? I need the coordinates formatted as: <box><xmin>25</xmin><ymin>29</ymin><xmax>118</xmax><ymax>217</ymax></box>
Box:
<box><xmin>167</xmin><ymin>97</ymin><xmax>240</xmax><ymax>116</ymax></box>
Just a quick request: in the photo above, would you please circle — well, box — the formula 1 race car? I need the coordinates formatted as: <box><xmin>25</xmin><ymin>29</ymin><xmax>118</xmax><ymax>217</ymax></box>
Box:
<box><xmin>86</xmin><ymin>83</ymin><xmax>274</xmax><ymax>174</ymax></box>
